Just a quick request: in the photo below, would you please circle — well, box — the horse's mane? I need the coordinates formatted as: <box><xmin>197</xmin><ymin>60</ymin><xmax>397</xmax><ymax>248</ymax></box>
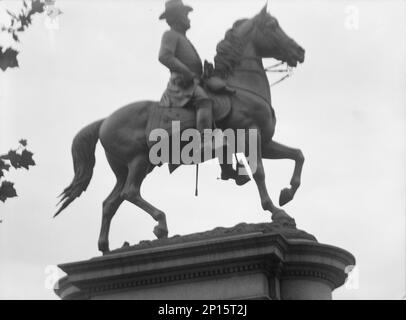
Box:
<box><xmin>214</xmin><ymin>19</ymin><xmax>248</xmax><ymax>78</ymax></box>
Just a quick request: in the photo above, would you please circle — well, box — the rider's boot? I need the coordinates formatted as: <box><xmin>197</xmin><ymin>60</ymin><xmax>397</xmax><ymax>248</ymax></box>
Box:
<box><xmin>220</xmin><ymin>161</ymin><xmax>251</xmax><ymax>186</ymax></box>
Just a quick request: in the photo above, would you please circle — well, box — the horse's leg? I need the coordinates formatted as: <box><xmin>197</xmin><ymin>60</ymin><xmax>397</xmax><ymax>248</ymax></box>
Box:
<box><xmin>262</xmin><ymin>140</ymin><xmax>304</xmax><ymax>206</ymax></box>
<box><xmin>98</xmin><ymin>180</ymin><xmax>125</xmax><ymax>253</ymax></box>
<box><xmin>121</xmin><ymin>154</ymin><xmax>168</xmax><ymax>239</ymax></box>
<box><xmin>246</xmin><ymin>129</ymin><xmax>295</xmax><ymax>225</ymax></box>
<box><xmin>98</xmin><ymin>156</ymin><xmax>127</xmax><ymax>253</ymax></box>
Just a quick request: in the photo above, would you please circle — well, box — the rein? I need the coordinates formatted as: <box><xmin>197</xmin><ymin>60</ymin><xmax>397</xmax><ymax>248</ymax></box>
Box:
<box><xmin>264</xmin><ymin>61</ymin><xmax>294</xmax><ymax>87</ymax></box>
<box><xmin>228</xmin><ymin>58</ymin><xmax>293</xmax><ymax>107</ymax></box>
<box><xmin>227</xmin><ymin>84</ymin><xmax>272</xmax><ymax>108</ymax></box>
<box><xmin>236</xmin><ymin>57</ymin><xmax>294</xmax><ymax>87</ymax></box>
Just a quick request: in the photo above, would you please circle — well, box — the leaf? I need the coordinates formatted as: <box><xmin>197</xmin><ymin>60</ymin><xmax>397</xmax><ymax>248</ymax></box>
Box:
<box><xmin>0</xmin><ymin>181</ymin><xmax>17</xmax><ymax>202</ymax></box>
<box><xmin>4</xmin><ymin>150</ymin><xmax>21</xmax><ymax>169</ymax></box>
<box><xmin>0</xmin><ymin>159</ymin><xmax>11</xmax><ymax>178</ymax></box>
<box><xmin>6</xmin><ymin>10</ymin><xmax>17</xmax><ymax>20</ymax></box>
<box><xmin>12</xmin><ymin>32</ymin><xmax>20</xmax><ymax>42</ymax></box>
<box><xmin>31</xmin><ymin>0</ymin><xmax>45</xmax><ymax>14</ymax></box>
<box><xmin>20</xmin><ymin>149</ymin><xmax>35</xmax><ymax>169</ymax></box>
<box><xmin>19</xmin><ymin>14</ymin><xmax>31</xmax><ymax>28</ymax></box>
<box><xmin>0</xmin><ymin>47</ymin><xmax>19</xmax><ymax>71</ymax></box>
<box><xmin>19</xmin><ymin>139</ymin><xmax>27</xmax><ymax>147</ymax></box>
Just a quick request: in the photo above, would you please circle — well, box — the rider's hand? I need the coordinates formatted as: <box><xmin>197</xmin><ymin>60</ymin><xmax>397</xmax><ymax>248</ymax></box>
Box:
<box><xmin>182</xmin><ymin>70</ymin><xmax>195</xmax><ymax>88</ymax></box>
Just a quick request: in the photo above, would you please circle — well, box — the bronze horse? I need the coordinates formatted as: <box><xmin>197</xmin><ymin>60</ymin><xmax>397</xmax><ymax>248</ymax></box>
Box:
<box><xmin>55</xmin><ymin>6</ymin><xmax>305</xmax><ymax>253</ymax></box>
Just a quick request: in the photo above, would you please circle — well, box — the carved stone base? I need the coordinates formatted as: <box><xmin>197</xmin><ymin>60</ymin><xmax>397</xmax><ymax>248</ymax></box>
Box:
<box><xmin>55</xmin><ymin>222</ymin><xmax>355</xmax><ymax>300</ymax></box>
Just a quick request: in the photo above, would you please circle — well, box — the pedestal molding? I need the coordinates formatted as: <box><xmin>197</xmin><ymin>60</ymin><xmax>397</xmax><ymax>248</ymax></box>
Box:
<box><xmin>55</xmin><ymin>227</ymin><xmax>355</xmax><ymax>300</ymax></box>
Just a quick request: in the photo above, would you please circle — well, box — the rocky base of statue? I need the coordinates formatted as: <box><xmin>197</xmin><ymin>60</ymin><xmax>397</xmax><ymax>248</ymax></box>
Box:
<box><xmin>55</xmin><ymin>220</ymin><xmax>355</xmax><ymax>300</ymax></box>
<box><xmin>113</xmin><ymin>220</ymin><xmax>316</xmax><ymax>253</ymax></box>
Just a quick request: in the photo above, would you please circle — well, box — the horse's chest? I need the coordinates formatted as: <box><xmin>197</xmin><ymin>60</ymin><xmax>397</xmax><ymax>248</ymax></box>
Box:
<box><xmin>256</xmin><ymin>105</ymin><xmax>275</xmax><ymax>138</ymax></box>
<box><xmin>232</xmin><ymin>93</ymin><xmax>275</xmax><ymax>138</ymax></box>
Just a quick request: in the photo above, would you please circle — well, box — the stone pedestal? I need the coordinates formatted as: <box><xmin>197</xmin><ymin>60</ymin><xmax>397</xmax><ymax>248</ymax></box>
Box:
<box><xmin>55</xmin><ymin>223</ymin><xmax>355</xmax><ymax>300</ymax></box>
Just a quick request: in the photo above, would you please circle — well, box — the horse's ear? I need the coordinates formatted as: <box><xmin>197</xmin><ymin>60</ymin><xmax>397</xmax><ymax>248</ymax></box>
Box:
<box><xmin>254</xmin><ymin>3</ymin><xmax>268</xmax><ymax>25</ymax></box>
<box><xmin>260</xmin><ymin>3</ymin><xmax>268</xmax><ymax>16</ymax></box>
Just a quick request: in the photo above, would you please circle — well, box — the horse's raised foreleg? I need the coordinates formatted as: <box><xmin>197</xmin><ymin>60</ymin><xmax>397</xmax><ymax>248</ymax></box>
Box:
<box><xmin>121</xmin><ymin>155</ymin><xmax>168</xmax><ymax>239</ymax></box>
<box><xmin>246</xmin><ymin>129</ymin><xmax>295</xmax><ymax>225</ymax></box>
<box><xmin>262</xmin><ymin>140</ymin><xmax>304</xmax><ymax>206</ymax></box>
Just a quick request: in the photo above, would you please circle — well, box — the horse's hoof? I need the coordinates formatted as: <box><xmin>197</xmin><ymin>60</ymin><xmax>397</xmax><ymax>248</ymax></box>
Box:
<box><xmin>272</xmin><ymin>209</ymin><xmax>296</xmax><ymax>227</ymax></box>
<box><xmin>279</xmin><ymin>188</ymin><xmax>294</xmax><ymax>206</ymax></box>
<box><xmin>235</xmin><ymin>174</ymin><xmax>251</xmax><ymax>186</ymax></box>
<box><xmin>153</xmin><ymin>225</ymin><xmax>168</xmax><ymax>239</ymax></box>
<box><xmin>98</xmin><ymin>241</ymin><xmax>110</xmax><ymax>254</ymax></box>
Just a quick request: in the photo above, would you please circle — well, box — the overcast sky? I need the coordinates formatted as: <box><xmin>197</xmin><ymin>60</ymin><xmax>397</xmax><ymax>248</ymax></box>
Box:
<box><xmin>0</xmin><ymin>0</ymin><xmax>405</xmax><ymax>299</ymax></box>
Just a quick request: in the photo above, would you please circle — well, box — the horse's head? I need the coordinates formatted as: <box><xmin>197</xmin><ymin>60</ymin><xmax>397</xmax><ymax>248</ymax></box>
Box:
<box><xmin>214</xmin><ymin>5</ymin><xmax>305</xmax><ymax>77</ymax></box>
<box><xmin>251</xmin><ymin>5</ymin><xmax>305</xmax><ymax>67</ymax></box>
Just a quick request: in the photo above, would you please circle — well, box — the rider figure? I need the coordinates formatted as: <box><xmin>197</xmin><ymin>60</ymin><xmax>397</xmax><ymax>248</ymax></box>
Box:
<box><xmin>158</xmin><ymin>0</ymin><xmax>213</xmax><ymax>146</ymax></box>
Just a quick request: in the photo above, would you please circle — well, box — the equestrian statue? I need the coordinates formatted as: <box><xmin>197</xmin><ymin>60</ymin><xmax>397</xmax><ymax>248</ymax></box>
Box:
<box><xmin>55</xmin><ymin>0</ymin><xmax>306</xmax><ymax>253</ymax></box>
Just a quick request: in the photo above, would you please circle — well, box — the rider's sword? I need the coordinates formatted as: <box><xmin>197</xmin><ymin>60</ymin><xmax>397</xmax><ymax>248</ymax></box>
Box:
<box><xmin>195</xmin><ymin>164</ymin><xmax>199</xmax><ymax>196</ymax></box>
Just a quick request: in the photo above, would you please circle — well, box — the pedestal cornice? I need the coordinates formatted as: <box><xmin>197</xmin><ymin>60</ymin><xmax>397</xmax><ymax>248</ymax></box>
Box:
<box><xmin>55</xmin><ymin>223</ymin><xmax>355</xmax><ymax>300</ymax></box>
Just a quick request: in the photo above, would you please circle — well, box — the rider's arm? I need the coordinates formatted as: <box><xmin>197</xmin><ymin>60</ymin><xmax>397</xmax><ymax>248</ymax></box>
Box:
<box><xmin>159</xmin><ymin>30</ymin><xmax>194</xmax><ymax>83</ymax></box>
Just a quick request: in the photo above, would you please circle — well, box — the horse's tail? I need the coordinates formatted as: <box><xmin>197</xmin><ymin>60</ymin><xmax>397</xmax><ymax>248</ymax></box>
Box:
<box><xmin>54</xmin><ymin>119</ymin><xmax>104</xmax><ymax>217</ymax></box>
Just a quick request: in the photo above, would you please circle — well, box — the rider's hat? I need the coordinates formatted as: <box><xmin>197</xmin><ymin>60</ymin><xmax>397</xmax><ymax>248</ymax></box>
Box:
<box><xmin>159</xmin><ymin>0</ymin><xmax>193</xmax><ymax>20</ymax></box>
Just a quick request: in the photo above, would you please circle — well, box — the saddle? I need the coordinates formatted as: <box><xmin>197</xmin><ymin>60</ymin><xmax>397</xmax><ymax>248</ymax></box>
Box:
<box><xmin>202</xmin><ymin>60</ymin><xmax>235</xmax><ymax>94</ymax></box>
<box><xmin>146</xmin><ymin>93</ymin><xmax>232</xmax><ymax>149</ymax></box>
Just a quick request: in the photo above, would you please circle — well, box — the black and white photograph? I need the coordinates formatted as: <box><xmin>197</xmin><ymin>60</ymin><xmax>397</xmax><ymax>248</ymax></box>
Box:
<box><xmin>0</xmin><ymin>0</ymin><xmax>405</xmax><ymax>304</ymax></box>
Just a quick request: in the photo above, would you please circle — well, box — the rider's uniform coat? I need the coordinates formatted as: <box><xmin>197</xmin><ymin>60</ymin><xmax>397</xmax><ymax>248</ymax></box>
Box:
<box><xmin>159</xmin><ymin>29</ymin><xmax>208</xmax><ymax>107</ymax></box>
